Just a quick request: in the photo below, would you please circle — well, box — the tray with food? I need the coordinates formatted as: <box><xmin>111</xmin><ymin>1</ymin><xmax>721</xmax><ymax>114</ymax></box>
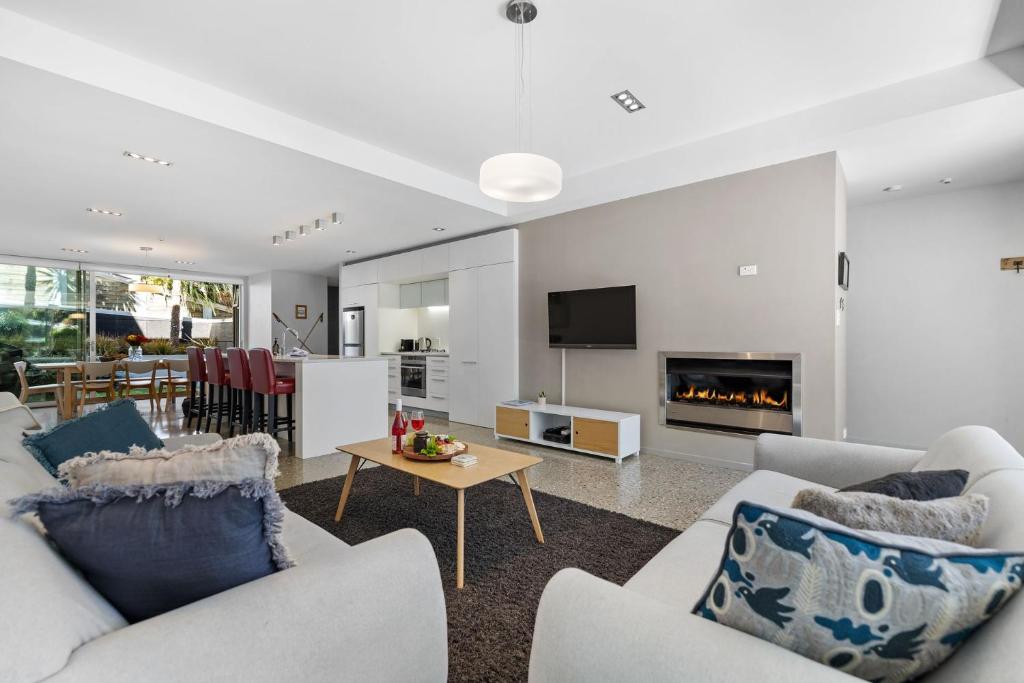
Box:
<box><xmin>401</xmin><ymin>432</ymin><xmax>469</xmax><ymax>461</ymax></box>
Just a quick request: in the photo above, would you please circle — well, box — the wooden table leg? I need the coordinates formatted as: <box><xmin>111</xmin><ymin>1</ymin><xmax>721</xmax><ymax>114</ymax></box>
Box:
<box><xmin>61</xmin><ymin>368</ymin><xmax>74</xmax><ymax>420</ymax></box>
<box><xmin>456</xmin><ymin>488</ymin><xmax>465</xmax><ymax>589</ymax></box>
<box><xmin>515</xmin><ymin>469</ymin><xmax>545</xmax><ymax>544</ymax></box>
<box><xmin>413</xmin><ymin>475</ymin><xmax>420</xmax><ymax>496</ymax></box>
<box><xmin>333</xmin><ymin>455</ymin><xmax>361</xmax><ymax>522</ymax></box>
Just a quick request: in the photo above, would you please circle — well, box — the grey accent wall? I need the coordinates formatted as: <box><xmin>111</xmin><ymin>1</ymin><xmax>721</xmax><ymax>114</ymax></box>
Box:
<box><xmin>848</xmin><ymin>181</ymin><xmax>1024</xmax><ymax>451</ymax></box>
<box><xmin>517</xmin><ymin>153</ymin><xmax>846</xmax><ymax>468</ymax></box>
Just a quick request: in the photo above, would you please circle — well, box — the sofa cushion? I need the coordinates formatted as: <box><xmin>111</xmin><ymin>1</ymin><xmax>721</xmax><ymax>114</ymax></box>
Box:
<box><xmin>791</xmin><ymin>489</ymin><xmax>989</xmax><ymax>546</ymax></box>
<box><xmin>625</xmin><ymin>520</ymin><xmax>730</xmax><ymax>610</ymax></box>
<box><xmin>964</xmin><ymin>469</ymin><xmax>1024</xmax><ymax>550</ymax></box>
<box><xmin>0</xmin><ymin>514</ymin><xmax>125</xmax><ymax>682</ymax></box>
<box><xmin>22</xmin><ymin>399</ymin><xmax>164</xmax><ymax>477</ymax></box>
<box><xmin>839</xmin><ymin>469</ymin><xmax>968</xmax><ymax>500</ymax></box>
<box><xmin>12</xmin><ymin>479</ymin><xmax>294</xmax><ymax>624</ymax></box>
<box><xmin>694</xmin><ymin>501</ymin><xmax>1024</xmax><ymax>683</ymax></box>
<box><xmin>0</xmin><ymin>404</ymin><xmax>56</xmax><ymax>497</ymax></box>
<box><xmin>700</xmin><ymin>469</ymin><xmax>834</xmax><ymax>525</ymax></box>
<box><xmin>59</xmin><ymin>432</ymin><xmax>280</xmax><ymax>488</ymax></box>
<box><xmin>913</xmin><ymin>426</ymin><xmax>1024</xmax><ymax>486</ymax></box>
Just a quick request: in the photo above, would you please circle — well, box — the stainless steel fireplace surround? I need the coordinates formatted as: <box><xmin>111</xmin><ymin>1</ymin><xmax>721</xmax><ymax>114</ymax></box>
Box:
<box><xmin>658</xmin><ymin>351</ymin><xmax>802</xmax><ymax>437</ymax></box>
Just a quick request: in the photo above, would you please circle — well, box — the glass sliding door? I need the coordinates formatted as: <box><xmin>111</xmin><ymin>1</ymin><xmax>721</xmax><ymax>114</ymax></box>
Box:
<box><xmin>0</xmin><ymin>263</ymin><xmax>88</xmax><ymax>399</ymax></box>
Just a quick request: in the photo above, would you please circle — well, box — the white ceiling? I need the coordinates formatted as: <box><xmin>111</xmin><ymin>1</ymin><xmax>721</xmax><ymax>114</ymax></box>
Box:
<box><xmin>0</xmin><ymin>1</ymin><xmax>1022</xmax><ymax>276</ymax></box>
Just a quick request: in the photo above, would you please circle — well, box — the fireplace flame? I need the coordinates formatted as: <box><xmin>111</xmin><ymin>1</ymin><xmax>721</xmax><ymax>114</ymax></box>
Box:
<box><xmin>674</xmin><ymin>385</ymin><xmax>788</xmax><ymax>410</ymax></box>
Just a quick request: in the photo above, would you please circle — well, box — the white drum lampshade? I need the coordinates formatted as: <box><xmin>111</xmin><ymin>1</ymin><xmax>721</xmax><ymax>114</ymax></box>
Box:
<box><xmin>479</xmin><ymin>152</ymin><xmax>562</xmax><ymax>202</ymax></box>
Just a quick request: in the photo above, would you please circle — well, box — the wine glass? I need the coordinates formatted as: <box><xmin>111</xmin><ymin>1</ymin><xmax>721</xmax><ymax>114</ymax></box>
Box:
<box><xmin>410</xmin><ymin>410</ymin><xmax>425</xmax><ymax>432</ymax></box>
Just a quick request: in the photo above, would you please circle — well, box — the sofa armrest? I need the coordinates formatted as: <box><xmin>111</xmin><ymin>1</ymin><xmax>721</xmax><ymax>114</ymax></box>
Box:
<box><xmin>161</xmin><ymin>433</ymin><xmax>223</xmax><ymax>450</ymax></box>
<box><xmin>51</xmin><ymin>529</ymin><xmax>447</xmax><ymax>683</ymax></box>
<box><xmin>754</xmin><ymin>433</ymin><xmax>925</xmax><ymax>488</ymax></box>
<box><xmin>529</xmin><ymin>569</ymin><xmax>850</xmax><ymax>682</ymax></box>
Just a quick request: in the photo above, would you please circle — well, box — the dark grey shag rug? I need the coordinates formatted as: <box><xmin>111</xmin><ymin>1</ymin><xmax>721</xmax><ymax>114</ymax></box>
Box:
<box><xmin>280</xmin><ymin>466</ymin><xmax>679</xmax><ymax>682</ymax></box>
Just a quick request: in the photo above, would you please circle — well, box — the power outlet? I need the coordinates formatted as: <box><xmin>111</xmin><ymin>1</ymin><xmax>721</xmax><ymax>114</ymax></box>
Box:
<box><xmin>738</xmin><ymin>265</ymin><xmax>758</xmax><ymax>277</ymax></box>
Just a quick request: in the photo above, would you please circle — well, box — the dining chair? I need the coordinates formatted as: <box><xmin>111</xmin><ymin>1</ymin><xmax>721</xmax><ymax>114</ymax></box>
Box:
<box><xmin>160</xmin><ymin>358</ymin><xmax>191</xmax><ymax>413</ymax></box>
<box><xmin>248</xmin><ymin>347</ymin><xmax>295</xmax><ymax>443</ymax></box>
<box><xmin>185</xmin><ymin>347</ymin><xmax>208</xmax><ymax>430</ymax></box>
<box><xmin>13</xmin><ymin>360</ymin><xmax>64</xmax><ymax>413</ymax></box>
<box><xmin>116</xmin><ymin>360</ymin><xmax>161</xmax><ymax>411</ymax></box>
<box><xmin>203</xmin><ymin>347</ymin><xmax>231</xmax><ymax>433</ymax></box>
<box><xmin>75</xmin><ymin>361</ymin><xmax>118</xmax><ymax>412</ymax></box>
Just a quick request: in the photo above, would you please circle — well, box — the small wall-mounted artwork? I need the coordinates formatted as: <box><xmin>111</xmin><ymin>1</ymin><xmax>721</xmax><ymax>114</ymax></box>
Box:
<box><xmin>295</xmin><ymin>304</ymin><xmax>308</xmax><ymax>320</ymax></box>
<box><xmin>837</xmin><ymin>252</ymin><xmax>850</xmax><ymax>290</ymax></box>
<box><xmin>1000</xmin><ymin>256</ymin><xmax>1024</xmax><ymax>274</ymax></box>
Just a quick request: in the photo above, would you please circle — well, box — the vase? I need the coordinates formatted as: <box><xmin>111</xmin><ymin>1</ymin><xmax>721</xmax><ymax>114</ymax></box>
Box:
<box><xmin>538</xmin><ymin>396</ymin><xmax>547</xmax><ymax>407</ymax></box>
<box><xmin>128</xmin><ymin>345</ymin><xmax>141</xmax><ymax>360</ymax></box>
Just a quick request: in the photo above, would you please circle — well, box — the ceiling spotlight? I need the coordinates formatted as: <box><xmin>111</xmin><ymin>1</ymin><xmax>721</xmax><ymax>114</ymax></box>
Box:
<box><xmin>175</xmin><ymin>260</ymin><xmax>196</xmax><ymax>265</ymax></box>
<box><xmin>285</xmin><ymin>230</ymin><xmax>296</xmax><ymax>241</ymax></box>
<box><xmin>345</xmin><ymin>249</ymin><xmax>357</xmax><ymax>254</ymax></box>
<box><xmin>61</xmin><ymin>247</ymin><xmax>88</xmax><ymax>254</ymax></box>
<box><xmin>433</xmin><ymin>227</ymin><xmax>446</xmax><ymax>232</ymax></box>
<box><xmin>86</xmin><ymin>207</ymin><xmax>123</xmax><ymax>216</ymax></box>
<box><xmin>939</xmin><ymin>177</ymin><xmax>953</xmax><ymax>185</ymax></box>
<box><xmin>611</xmin><ymin>90</ymin><xmax>645</xmax><ymax>113</ymax></box>
<box><xmin>331</xmin><ymin>212</ymin><xmax>343</xmax><ymax>225</ymax></box>
<box><xmin>272</xmin><ymin>236</ymin><xmax>282</xmax><ymax>246</ymax></box>
<box><xmin>314</xmin><ymin>219</ymin><xmax>324</xmax><ymax>232</ymax></box>
<box><xmin>299</xmin><ymin>225</ymin><xmax>310</xmax><ymax>237</ymax></box>
<box><xmin>883</xmin><ymin>185</ymin><xmax>903</xmax><ymax>192</ymax></box>
<box><xmin>123</xmin><ymin>150</ymin><xmax>173</xmax><ymax>166</ymax></box>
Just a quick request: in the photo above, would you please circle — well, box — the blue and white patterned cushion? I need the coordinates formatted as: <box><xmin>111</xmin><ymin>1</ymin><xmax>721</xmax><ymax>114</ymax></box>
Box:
<box><xmin>693</xmin><ymin>501</ymin><xmax>1024</xmax><ymax>683</ymax></box>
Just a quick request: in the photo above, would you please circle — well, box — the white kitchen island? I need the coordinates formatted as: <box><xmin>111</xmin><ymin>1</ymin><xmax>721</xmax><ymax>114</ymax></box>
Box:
<box><xmin>272</xmin><ymin>355</ymin><xmax>389</xmax><ymax>459</ymax></box>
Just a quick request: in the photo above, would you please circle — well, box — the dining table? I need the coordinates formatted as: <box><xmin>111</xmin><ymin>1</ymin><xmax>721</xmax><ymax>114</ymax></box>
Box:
<box><xmin>32</xmin><ymin>357</ymin><xmax>187</xmax><ymax>421</ymax></box>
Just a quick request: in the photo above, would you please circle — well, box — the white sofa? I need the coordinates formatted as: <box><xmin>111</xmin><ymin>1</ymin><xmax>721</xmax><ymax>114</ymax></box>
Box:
<box><xmin>530</xmin><ymin>426</ymin><xmax>1024</xmax><ymax>682</ymax></box>
<box><xmin>0</xmin><ymin>397</ymin><xmax>448</xmax><ymax>683</ymax></box>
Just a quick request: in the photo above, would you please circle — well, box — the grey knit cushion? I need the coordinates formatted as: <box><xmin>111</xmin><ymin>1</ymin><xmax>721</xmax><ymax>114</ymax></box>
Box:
<box><xmin>792</xmin><ymin>489</ymin><xmax>989</xmax><ymax>546</ymax></box>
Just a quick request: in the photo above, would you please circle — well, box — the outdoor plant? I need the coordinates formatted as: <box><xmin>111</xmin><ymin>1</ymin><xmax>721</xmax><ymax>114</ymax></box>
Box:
<box><xmin>142</xmin><ymin>338</ymin><xmax>176</xmax><ymax>355</ymax></box>
<box><xmin>0</xmin><ymin>309</ymin><xmax>29</xmax><ymax>338</ymax></box>
<box><xmin>50</xmin><ymin>327</ymin><xmax>81</xmax><ymax>354</ymax></box>
<box><xmin>94</xmin><ymin>334</ymin><xmax>125</xmax><ymax>358</ymax></box>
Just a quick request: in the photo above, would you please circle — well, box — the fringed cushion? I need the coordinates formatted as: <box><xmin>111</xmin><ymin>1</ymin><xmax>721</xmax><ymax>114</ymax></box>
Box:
<box><xmin>11</xmin><ymin>479</ymin><xmax>293</xmax><ymax>623</ymax></box>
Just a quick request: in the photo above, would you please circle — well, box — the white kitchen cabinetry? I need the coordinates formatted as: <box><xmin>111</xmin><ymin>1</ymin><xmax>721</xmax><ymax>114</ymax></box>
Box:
<box><xmin>340</xmin><ymin>260</ymin><xmax>380</xmax><ymax>288</ymax></box>
<box><xmin>387</xmin><ymin>356</ymin><xmax>400</xmax><ymax>404</ymax></box>
<box><xmin>399</xmin><ymin>283</ymin><xmax>422</xmax><ymax>309</ymax></box>
<box><xmin>448</xmin><ymin>230</ymin><xmax>517</xmax><ymax>270</ymax></box>
<box><xmin>420</xmin><ymin>244</ymin><xmax>449</xmax><ymax>275</ymax></box>
<box><xmin>426</xmin><ymin>357</ymin><xmax>449</xmax><ymax>412</ymax></box>
<box><xmin>420</xmin><ymin>279</ymin><xmax>448</xmax><ymax>307</ymax></box>
<box><xmin>448</xmin><ymin>256</ymin><xmax>517</xmax><ymax>428</ymax></box>
<box><xmin>379</xmin><ymin>251</ymin><xmax>422</xmax><ymax>282</ymax></box>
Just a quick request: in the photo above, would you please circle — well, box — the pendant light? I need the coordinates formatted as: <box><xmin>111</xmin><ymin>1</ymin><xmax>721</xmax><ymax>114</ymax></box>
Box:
<box><xmin>129</xmin><ymin>246</ymin><xmax>162</xmax><ymax>293</ymax></box>
<box><xmin>479</xmin><ymin>1</ymin><xmax>562</xmax><ymax>203</ymax></box>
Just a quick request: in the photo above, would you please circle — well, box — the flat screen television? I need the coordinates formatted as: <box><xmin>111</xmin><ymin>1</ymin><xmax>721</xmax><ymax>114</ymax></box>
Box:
<box><xmin>548</xmin><ymin>285</ymin><xmax>637</xmax><ymax>349</ymax></box>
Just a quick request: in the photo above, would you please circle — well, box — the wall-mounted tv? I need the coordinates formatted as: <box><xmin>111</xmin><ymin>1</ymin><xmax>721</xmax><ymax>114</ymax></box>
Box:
<box><xmin>548</xmin><ymin>285</ymin><xmax>637</xmax><ymax>349</ymax></box>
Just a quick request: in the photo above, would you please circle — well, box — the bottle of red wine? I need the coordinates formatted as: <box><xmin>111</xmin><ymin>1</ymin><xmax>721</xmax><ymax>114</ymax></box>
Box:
<box><xmin>391</xmin><ymin>399</ymin><xmax>406</xmax><ymax>454</ymax></box>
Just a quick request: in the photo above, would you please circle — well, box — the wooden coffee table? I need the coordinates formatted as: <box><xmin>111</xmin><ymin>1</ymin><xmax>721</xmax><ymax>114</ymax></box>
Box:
<box><xmin>334</xmin><ymin>438</ymin><xmax>544</xmax><ymax>589</ymax></box>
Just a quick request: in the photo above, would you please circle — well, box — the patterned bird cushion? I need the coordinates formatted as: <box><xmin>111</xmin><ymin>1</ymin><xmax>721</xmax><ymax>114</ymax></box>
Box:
<box><xmin>693</xmin><ymin>501</ymin><xmax>1024</xmax><ymax>683</ymax></box>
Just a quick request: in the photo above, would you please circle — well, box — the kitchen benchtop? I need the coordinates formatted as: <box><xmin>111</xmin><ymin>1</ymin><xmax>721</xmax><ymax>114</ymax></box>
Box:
<box><xmin>272</xmin><ymin>354</ymin><xmax>387</xmax><ymax>364</ymax></box>
<box><xmin>380</xmin><ymin>351</ymin><xmax>449</xmax><ymax>357</ymax></box>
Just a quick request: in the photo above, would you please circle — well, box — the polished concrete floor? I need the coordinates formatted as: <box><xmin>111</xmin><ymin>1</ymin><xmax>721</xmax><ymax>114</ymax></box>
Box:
<box><xmin>33</xmin><ymin>400</ymin><xmax>746</xmax><ymax>531</ymax></box>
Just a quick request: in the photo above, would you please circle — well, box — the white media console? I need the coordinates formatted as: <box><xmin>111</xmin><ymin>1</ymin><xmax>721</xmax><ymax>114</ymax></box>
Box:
<box><xmin>494</xmin><ymin>402</ymin><xmax>641</xmax><ymax>463</ymax></box>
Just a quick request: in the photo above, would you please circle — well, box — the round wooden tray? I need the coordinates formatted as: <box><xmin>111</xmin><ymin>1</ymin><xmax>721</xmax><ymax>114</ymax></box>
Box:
<box><xmin>401</xmin><ymin>442</ymin><xmax>468</xmax><ymax>462</ymax></box>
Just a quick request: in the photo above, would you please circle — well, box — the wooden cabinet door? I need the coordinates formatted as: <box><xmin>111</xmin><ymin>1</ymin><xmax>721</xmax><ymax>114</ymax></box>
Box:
<box><xmin>496</xmin><ymin>407</ymin><xmax>530</xmax><ymax>439</ymax></box>
<box><xmin>573</xmin><ymin>418</ymin><xmax>619</xmax><ymax>455</ymax></box>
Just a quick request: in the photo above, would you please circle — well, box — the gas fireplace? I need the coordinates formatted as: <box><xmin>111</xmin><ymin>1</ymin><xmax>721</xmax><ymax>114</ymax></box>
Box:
<box><xmin>658</xmin><ymin>352</ymin><xmax>801</xmax><ymax>436</ymax></box>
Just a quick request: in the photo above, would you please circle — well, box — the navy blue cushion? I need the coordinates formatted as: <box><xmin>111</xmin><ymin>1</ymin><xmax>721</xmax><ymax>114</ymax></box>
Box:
<box><xmin>15</xmin><ymin>482</ymin><xmax>284</xmax><ymax>623</ymax></box>
<box><xmin>23</xmin><ymin>399</ymin><xmax>164</xmax><ymax>477</ymax></box>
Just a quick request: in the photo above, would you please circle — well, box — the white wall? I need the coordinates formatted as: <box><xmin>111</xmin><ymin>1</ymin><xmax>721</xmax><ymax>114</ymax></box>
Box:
<box><xmin>417</xmin><ymin>306</ymin><xmax>449</xmax><ymax>347</ymax></box>
<box><xmin>848</xmin><ymin>181</ymin><xmax>1024</xmax><ymax>450</ymax></box>
<box><xmin>517</xmin><ymin>153</ymin><xmax>846</xmax><ymax>469</ymax></box>
<box><xmin>247</xmin><ymin>270</ymin><xmax>329</xmax><ymax>353</ymax></box>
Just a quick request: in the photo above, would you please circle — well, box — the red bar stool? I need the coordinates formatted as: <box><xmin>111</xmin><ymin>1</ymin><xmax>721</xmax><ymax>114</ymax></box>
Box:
<box><xmin>227</xmin><ymin>347</ymin><xmax>253</xmax><ymax>436</ymax></box>
<box><xmin>248</xmin><ymin>347</ymin><xmax>295</xmax><ymax>443</ymax></box>
<box><xmin>203</xmin><ymin>347</ymin><xmax>231</xmax><ymax>434</ymax></box>
<box><xmin>185</xmin><ymin>347</ymin><xmax>207</xmax><ymax>430</ymax></box>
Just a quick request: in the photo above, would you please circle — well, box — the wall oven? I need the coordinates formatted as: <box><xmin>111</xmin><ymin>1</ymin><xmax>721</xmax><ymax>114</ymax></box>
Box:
<box><xmin>400</xmin><ymin>355</ymin><xmax>427</xmax><ymax>398</ymax></box>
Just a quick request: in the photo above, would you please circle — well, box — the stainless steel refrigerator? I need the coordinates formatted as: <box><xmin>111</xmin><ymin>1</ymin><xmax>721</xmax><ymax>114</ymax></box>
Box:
<box><xmin>342</xmin><ymin>307</ymin><xmax>365</xmax><ymax>357</ymax></box>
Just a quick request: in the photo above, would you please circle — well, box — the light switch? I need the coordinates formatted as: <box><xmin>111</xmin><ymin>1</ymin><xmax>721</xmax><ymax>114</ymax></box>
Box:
<box><xmin>739</xmin><ymin>265</ymin><xmax>757</xmax><ymax>277</ymax></box>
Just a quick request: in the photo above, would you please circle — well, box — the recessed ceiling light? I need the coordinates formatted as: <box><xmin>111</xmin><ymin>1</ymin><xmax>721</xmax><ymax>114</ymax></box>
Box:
<box><xmin>611</xmin><ymin>90</ymin><xmax>645</xmax><ymax>113</ymax></box>
<box><xmin>86</xmin><ymin>207</ymin><xmax>123</xmax><ymax>216</ymax></box>
<box><xmin>299</xmin><ymin>225</ymin><xmax>310</xmax><ymax>237</ymax></box>
<box><xmin>345</xmin><ymin>249</ymin><xmax>357</xmax><ymax>254</ymax></box>
<box><xmin>331</xmin><ymin>212</ymin><xmax>343</xmax><ymax>225</ymax></box>
<box><xmin>314</xmin><ymin>219</ymin><xmax>324</xmax><ymax>232</ymax></box>
<box><xmin>883</xmin><ymin>185</ymin><xmax>903</xmax><ymax>192</ymax></box>
<box><xmin>939</xmin><ymin>177</ymin><xmax>953</xmax><ymax>185</ymax></box>
<box><xmin>433</xmin><ymin>227</ymin><xmax>446</xmax><ymax>232</ymax></box>
<box><xmin>175</xmin><ymin>260</ymin><xmax>196</xmax><ymax>265</ymax></box>
<box><xmin>272</xmin><ymin>236</ymin><xmax>282</xmax><ymax>246</ymax></box>
<box><xmin>285</xmin><ymin>230</ymin><xmax>296</xmax><ymax>241</ymax></box>
<box><xmin>123</xmin><ymin>150</ymin><xmax>173</xmax><ymax>166</ymax></box>
<box><xmin>61</xmin><ymin>247</ymin><xmax>88</xmax><ymax>254</ymax></box>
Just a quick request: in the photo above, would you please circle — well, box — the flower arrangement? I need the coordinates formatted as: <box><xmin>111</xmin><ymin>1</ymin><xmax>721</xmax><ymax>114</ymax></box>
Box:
<box><xmin>124</xmin><ymin>333</ymin><xmax>149</xmax><ymax>346</ymax></box>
